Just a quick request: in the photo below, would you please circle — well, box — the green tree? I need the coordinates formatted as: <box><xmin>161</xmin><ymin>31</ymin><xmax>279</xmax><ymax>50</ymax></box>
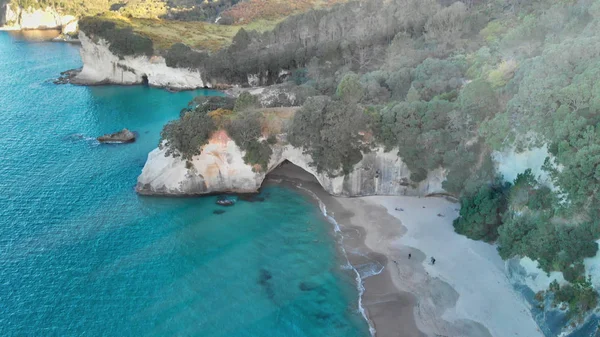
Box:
<box><xmin>159</xmin><ymin>109</ymin><xmax>216</xmax><ymax>160</ymax></box>
<box><xmin>336</xmin><ymin>72</ymin><xmax>365</xmax><ymax>104</ymax></box>
<box><xmin>458</xmin><ymin>79</ymin><xmax>498</xmax><ymax>123</ymax></box>
<box><xmin>233</xmin><ymin>92</ymin><xmax>259</xmax><ymax>113</ymax></box>
<box><xmin>453</xmin><ymin>182</ymin><xmax>510</xmax><ymax>242</ymax></box>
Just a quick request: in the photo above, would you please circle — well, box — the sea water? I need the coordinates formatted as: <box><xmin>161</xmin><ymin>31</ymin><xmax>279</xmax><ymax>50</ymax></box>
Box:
<box><xmin>0</xmin><ymin>32</ymin><xmax>370</xmax><ymax>337</ymax></box>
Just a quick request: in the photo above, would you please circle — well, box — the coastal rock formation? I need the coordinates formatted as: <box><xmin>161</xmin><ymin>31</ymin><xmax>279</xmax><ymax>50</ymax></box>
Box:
<box><xmin>0</xmin><ymin>3</ymin><xmax>77</xmax><ymax>33</ymax></box>
<box><xmin>73</xmin><ymin>32</ymin><xmax>207</xmax><ymax>90</ymax></box>
<box><xmin>136</xmin><ymin>131</ymin><xmax>446</xmax><ymax>197</ymax></box>
<box><xmin>97</xmin><ymin>128</ymin><xmax>136</xmax><ymax>143</ymax></box>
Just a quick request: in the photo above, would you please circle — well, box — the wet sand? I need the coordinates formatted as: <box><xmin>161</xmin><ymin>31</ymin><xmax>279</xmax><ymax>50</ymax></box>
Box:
<box><xmin>267</xmin><ymin>162</ymin><xmax>425</xmax><ymax>337</ymax></box>
<box><xmin>266</xmin><ymin>162</ymin><xmax>543</xmax><ymax>337</ymax></box>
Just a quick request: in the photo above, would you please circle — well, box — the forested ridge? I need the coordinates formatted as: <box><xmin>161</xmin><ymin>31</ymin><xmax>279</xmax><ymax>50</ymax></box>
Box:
<box><xmin>157</xmin><ymin>0</ymin><xmax>600</xmax><ymax>323</ymax></box>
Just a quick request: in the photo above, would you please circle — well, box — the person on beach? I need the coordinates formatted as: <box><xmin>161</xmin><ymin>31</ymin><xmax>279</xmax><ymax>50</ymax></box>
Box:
<box><xmin>408</xmin><ymin>253</ymin><xmax>411</xmax><ymax>259</ymax></box>
<box><xmin>431</xmin><ymin>257</ymin><xmax>436</xmax><ymax>265</ymax></box>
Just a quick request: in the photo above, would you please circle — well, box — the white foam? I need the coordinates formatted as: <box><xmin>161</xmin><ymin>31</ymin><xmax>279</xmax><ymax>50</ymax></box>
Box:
<box><xmin>294</xmin><ymin>183</ymin><xmax>377</xmax><ymax>336</ymax></box>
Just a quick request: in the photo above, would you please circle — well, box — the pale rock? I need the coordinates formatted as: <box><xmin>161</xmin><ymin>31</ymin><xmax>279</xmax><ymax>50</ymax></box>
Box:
<box><xmin>19</xmin><ymin>7</ymin><xmax>62</xmax><ymax>29</ymax></box>
<box><xmin>136</xmin><ymin>131</ymin><xmax>446</xmax><ymax>197</ymax></box>
<box><xmin>0</xmin><ymin>4</ymin><xmax>78</xmax><ymax>32</ymax></box>
<box><xmin>61</xmin><ymin>15</ymin><xmax>77</xmax><ymax>35</ymax></box>
<box><xmin>74</xmin><ymin>32</ymin><xmax>207</xmax><ymax>90</ymax></box>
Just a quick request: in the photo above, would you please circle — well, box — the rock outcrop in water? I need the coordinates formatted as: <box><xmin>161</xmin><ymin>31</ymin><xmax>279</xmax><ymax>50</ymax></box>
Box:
<box><xmin>136</xmin><ymin>130</ymin><xmax>446</xmax><ymax>197</ymax></box>
<box><xmin>72</xmin><ymin>32</ymin><xmax>207</xmax><ymax>90</ymax></box>
<box><xmin>0</xmin><ymin>3</ymin><xmax>77</xmax><ymax>34</ymax></box>
<box><xmin>97</xmin><ymin>129</ymin><xmax>136</xmax><ymax>144</ymax></box>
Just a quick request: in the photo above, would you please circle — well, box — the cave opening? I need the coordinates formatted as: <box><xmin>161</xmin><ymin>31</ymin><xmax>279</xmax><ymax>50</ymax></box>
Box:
<box><xmin>141</xmin><ymin>74</ymin><xmax>149</xmax><ymax>86</ymax></box>
<box><xmin>265</xmin><ymin>160</ymin><xmax>319</xmax><ymax>185</ymax></box>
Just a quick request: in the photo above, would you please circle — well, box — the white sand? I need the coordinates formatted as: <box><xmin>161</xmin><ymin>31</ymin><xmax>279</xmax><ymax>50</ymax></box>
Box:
<box><xmin>360</xmin><ymin>196</ymin><xmax>544</xmax><ymax>337</ymax></box>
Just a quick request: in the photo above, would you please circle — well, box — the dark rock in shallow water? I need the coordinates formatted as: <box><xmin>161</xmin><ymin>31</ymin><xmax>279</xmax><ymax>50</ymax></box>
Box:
<box><xmin>299</xmin><ymin>281</ymin><xmax>320</xmax><ymax>291</ymax></box>
<box><xmin>54</xmin><ymin>68</ymin><xmax>81</xmax><ymax>85</ymax></box>
<box><xmin>314</xmin><ymin>311</ymin><xmax>333</xmax><ymax>321</ymax></box>
<box><xmin>97</xmin><ymin>128</ymin><xmax>136</xmax><ymax>144</ymax></box>
<box><xmin>258</xmin><ymin>269</ymin><xmax>272</xmax><ymax>285</ymax></box>
<box><xmin>238</xmin><ymin>194</ymin><xmax>266</xmax><ymax>202</ymax></box>
<box><xmin>213</xmin><ymin>210</ymin><xmax>226</xmax><ymax>215</ymax></box>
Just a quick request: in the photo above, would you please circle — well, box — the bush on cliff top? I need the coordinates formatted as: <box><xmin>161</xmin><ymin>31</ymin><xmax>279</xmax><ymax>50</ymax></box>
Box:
<box><xmin>79</xmin><ymin>16</ymin><xmax>154</xmax><ymax>57</ymax></box>
<box><xmin>158</xmin><ymin>96</ymin><xmax>235</xmax><ymax>160</ymax></box>
<box><xmin>165</xmin><ymin>43</ymin><xmax>208</xmax><ymax>69</ymax></box>
<box><xmin>160</xmin><ymin>95</ymin><xmax>272</xmax><ymax>170</ymax></box>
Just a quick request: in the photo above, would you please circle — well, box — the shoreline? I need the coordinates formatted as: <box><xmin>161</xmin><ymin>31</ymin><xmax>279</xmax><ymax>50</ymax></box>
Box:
<box><xmin>265</xmin><ymin>162</ymin><xmax>543</xmax><ymax>337</ymax></box>
<box><xmin>265</xmin><ymin>166</ymin><xmax>425</xmax><ymax>337</ymax></box>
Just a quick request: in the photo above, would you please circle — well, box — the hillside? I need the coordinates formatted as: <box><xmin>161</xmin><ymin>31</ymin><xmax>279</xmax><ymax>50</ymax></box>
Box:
<box><xmin>148</xmin><ymin>0</ymin><xmax>600</xmax><ymax>331</ymax></box>
<box><xmin>2</xmin><ymin>0</ymin><xmax>350</xmax><ymax>51</ymax></box>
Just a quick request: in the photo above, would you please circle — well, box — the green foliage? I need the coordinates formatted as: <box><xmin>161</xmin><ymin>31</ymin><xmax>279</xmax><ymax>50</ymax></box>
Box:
<box><xmin>336</xmin><ymin>72</ymin><xmax>364</xmax><ymax>104</ymax></box>
<box><xmin>79</xmin><ymin>17</ymin><xmax>153</xmax><ymax>57</ymax></box>
<box><xmin>453</xmin><ymin>181</ymin><xmax>511</xmax><ymax>242</ymax></box>
<box><xmin>375</xmin><ymin>99</ymin><xmax>462</xmax><ymax>182</ymax></box>
<box><xmin>225</xmin><ymin>110</ymin><xmax>272</xmax><ymax>170</ymax></box>
<box><xmin>458</xmin><ymin>79</ymin><xmax>498</xmax><ymax>123</ymax></box>
<box><xmin>548</xmin><ymin>277</ymin><xmax>598</xmax><ymax>319</ymax></box>
<box><xmin>159</xmin><ymin>108</ymin><xmax>216</xmax><ymax>160</ymax></box>
<box><xmin>158</xmin><ymin>96</ymin><xmax>235</xmax><ymax>160</ymax></box>
<box><xmin>497</xmin><ymin>214</ymin><xmax>598</xmax><ymax>277</ymax></box>
<box><xmin>411</xmin><ymin>57</ymin><xmax>467</xmax><ymax>101</ymax></box>
<box><xmin>288</xmin><ymin>96</ymin><xmax>368</xmax><ymax>174</ymax></box>
<box><xmin>226</xmin><ymin>110</ymin><xmax>262</xmax><ymax>149</ymax></box>
<box><xmin>243</xmin><ymin>140</ymin><xmax>272</xmax><ymax>171</ymax></box>
<box><xmin>233</xmin><ymin>92</ymin><xmax>259</xmax><ymax>113</ymax></box>
<box><xmin>165</xmin><ymin>43</ymin><xmax>208</xmax><ymax>69</ymax></box>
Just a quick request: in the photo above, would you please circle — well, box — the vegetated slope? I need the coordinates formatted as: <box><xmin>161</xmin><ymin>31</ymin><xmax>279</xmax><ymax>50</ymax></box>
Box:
<box><xmin>220</xmin><ymin>0</ymin><xmax>348</xmax><ymax>24</ymax></box>
<box><xmin>158</xmin><ymin>0</ymin><xmax>600</xmax><ymax>325</ymax></box>
<box><xmin>77</xmin><ymin>0</ymin><xmax>353</xmax><ymax>53</ymax></box>
<box><xmin>6</xmin><ymin>0</ymin><xmax>238</xmax><ymax>20</ymax></box>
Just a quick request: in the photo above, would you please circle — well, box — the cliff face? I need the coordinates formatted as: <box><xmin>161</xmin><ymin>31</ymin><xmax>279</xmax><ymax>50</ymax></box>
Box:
<box><xmin>136</xmin><ymin>131</ymin><xmax>446</xmax><ymax>197</ymax></box>
<box><xmin>73</xmin><ymin>32</ymin><xmax>207</xmax><ymax>90</ymax></box>
<box><xmin>0</xmin><ymin>3</ymin><xmax>77</xmax><ymax>34</ymax></box>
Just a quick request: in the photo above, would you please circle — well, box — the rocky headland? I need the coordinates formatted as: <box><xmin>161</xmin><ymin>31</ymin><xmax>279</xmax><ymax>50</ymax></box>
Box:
<box><xmin>0</xmin><ymin>2</ymin><xmax>77</xmax><ymax>35</ymax></box>
<box><xmin>71</xmin><ymin>32</ymin><xmax>207</xmax><ymax>91</ymax></box>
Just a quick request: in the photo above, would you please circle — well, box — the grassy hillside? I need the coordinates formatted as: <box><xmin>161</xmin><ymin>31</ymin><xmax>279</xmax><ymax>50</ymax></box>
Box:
<box><xmin>7</xmin><ymin>0</ymin><xmax>350</xmax><ymax>52</ymax></box>
<box><xmin>221</xmin><ymin>0</ymin><xmax>347</xmax><ymax>24</ymax></box>
<box><xmin>157</xmin><ymin>0</ymin><xmax>600</xmax><ymax>325</ymax></box>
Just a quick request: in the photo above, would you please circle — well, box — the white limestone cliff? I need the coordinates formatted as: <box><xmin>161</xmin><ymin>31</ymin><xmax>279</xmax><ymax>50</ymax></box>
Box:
<box><xmin>136</xmin><ymin>130</ymin><xmax>446</xmax><ymax>197</ymax></box>
<box><xmin>73</xmin><ymin>32</ymin><xmax>207</xmax><ymax>90</ymax></box>
<box><xmin>0</xmin><ymin>3</ymin><xmax>77</xmax><ymax>34</ymax></box>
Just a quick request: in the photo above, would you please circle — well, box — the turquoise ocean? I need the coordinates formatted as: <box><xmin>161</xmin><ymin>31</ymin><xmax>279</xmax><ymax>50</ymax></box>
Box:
<box><xmin>0</xmin><ymin>32</ymin><xmax>370</xmax><ymax>337</ymax></box>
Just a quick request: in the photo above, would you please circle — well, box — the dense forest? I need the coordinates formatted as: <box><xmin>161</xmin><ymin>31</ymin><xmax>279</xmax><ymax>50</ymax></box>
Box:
<box><xmin>155</xmin><ymin>0</ymin><xmax>600</xmax><ymax>322</ymax></box>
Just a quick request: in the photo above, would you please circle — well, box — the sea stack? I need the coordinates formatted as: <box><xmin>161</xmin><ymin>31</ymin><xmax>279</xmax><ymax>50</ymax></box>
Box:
<box><xmin>97</xmin><ymin>128</ymin><xmax>136</xmax><ymax>144</ymax></box>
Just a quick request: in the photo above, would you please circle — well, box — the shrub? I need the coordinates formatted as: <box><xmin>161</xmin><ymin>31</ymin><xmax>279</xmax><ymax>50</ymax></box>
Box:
<box><xmin>336</xmin><ymin>72</ymin><xmax>365</xmax><ymax>104</ymax></box>
<box><xmin>233</xmin><ymin>92</ymin><xmax>260</xmax><ymax>113</ymax></box>
<box><xmin>549</xmin><ymin>276</ymin><xmax>598</xmax><ymax>319</ymax></box>
<box><xmin>267</xmin><ymin>134</ymin><xmax>277</xmax><ymax>145</ymax></box>
<box><xmin>288</xmin><ymin>96</ymin><xmax>368</xmax><ymax>174</ymax></box>
<box><xmin>165</xmin><ymin>43</ymin><xmax>208</xmax><ymax>69</ymax></box>
<box><xmin>453</xmin><ymin>181</ymin><xmax>511</xmax><ymax>242</ymax></box>
<box><xmin>243</xmin><ymin>140</ymin><xmax>273</xmax><ymax>171</ymax></box>
<box><xmin>79</xmin><ymin>17</ymin><xmax>153</xmax><ymax>58</ymax></box>
<box><xmin>488</xmin><ymin>60</ymin><xmax>518</xmax><ymax>88</ymax></box>
<box><xmin>159</xmin><ymin>108</ymin><xmax>216</xmax><ymax>160</ymax></box>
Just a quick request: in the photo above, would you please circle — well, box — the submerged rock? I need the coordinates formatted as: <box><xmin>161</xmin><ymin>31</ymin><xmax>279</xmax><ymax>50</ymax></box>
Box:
<box><xmin>258</xmin><ymin>269</ymin><xmax>272</xmax><ymax>285</ymax></box>
<box><xmin>238</xmin><ymin>194</ymin><xmax>266</xmax><ymax>202</ymax></box>
<box><xmin>213</xmin><ymin>209</ymin><xmax>226</xmax><ymax>215</ymax></box>
<box><xmin>97</xmin><ymin>128</ymin><xmax>136</xmax><ymax>144</ymax></box>
<box><xmin>54</xmin><ymin>68</ymin><xmax>81</xmax><ymax>85</ymax></box>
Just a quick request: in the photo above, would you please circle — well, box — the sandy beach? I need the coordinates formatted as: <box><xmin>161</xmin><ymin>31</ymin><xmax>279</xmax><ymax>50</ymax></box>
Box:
<box><xmin>268</xmin><ymin>162</ymin><xmax>543</xmax><ymax>337</ymax></box>
<box><xmin>332</xmin><ymin>195</ymin><xmax>544</xmax><ymax>337</ymax></box>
